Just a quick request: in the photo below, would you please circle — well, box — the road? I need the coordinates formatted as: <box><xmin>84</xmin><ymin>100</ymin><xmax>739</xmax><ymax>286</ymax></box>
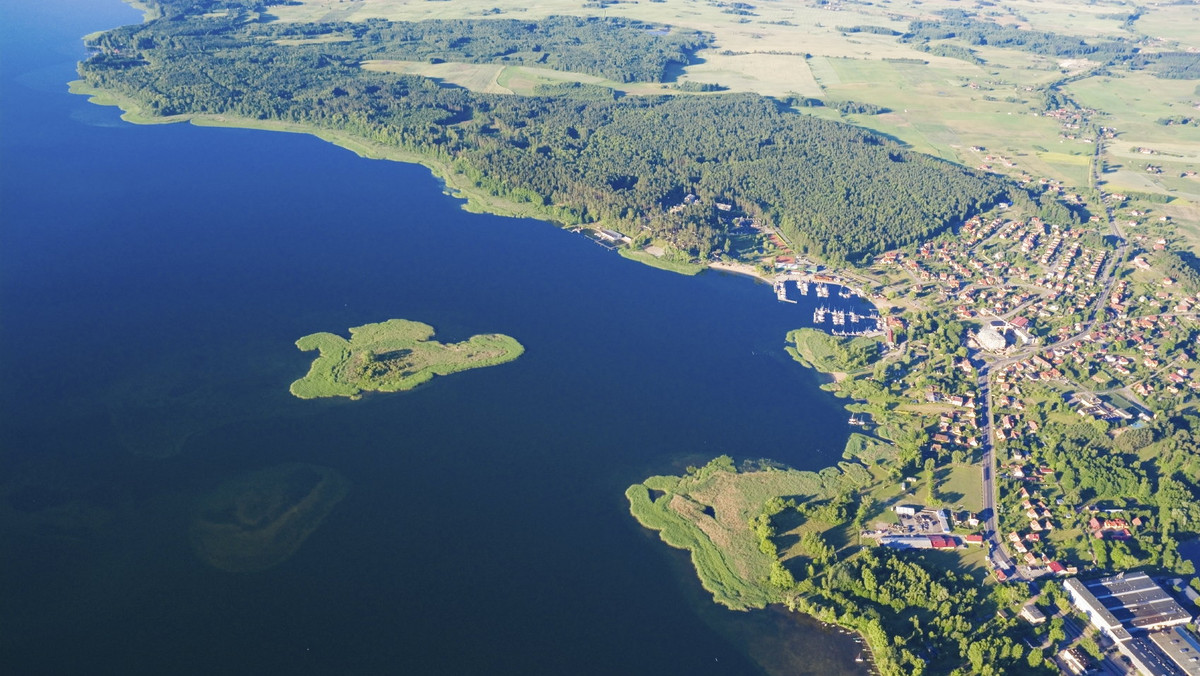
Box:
<box><xmin>976</xmin><ymin>137</ymin><xmax>1127</xmax><ymax>579</ymax></box>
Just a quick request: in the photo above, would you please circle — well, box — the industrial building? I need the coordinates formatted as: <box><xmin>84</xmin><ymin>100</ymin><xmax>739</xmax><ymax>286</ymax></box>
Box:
<box><xmin>1149</xmin><ymin>628</ymin><xmax>1200</xmax><ymax>676</ymax></box>
<box><xmin>1065</xmin><ymin>572</ymin><xmax>1197</xmax><ymax>676</ymax></box>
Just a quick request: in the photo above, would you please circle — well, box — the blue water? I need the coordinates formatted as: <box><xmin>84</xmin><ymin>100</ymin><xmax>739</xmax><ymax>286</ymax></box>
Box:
<box><xmin>0</xmin><ymin>2</ymin><xmax>869</xmax><ymax>674</ymax></box>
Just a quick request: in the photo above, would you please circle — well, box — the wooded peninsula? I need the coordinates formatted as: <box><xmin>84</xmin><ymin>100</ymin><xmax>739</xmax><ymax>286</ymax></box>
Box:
<box><xmin>78</xmin><ymin>0</ymin><xmax>1008</xmax><ymax>265</ymax></box>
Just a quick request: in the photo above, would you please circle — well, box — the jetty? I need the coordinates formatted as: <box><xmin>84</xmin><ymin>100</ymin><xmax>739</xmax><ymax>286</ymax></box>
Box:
<box><xmin>774</xmin><ymin>280</ymin><xmax>796</xmax><ymax>303</ymax></box>
<box><xmin>798</xmin><ymin>281</ymin><xmax>809</xmax><ymax>296</ymax></box>
<box><xmin>832</xmin><ymin>310</ymin><xmax>846</xmax><ymax>326</ymax></box>
<box><xmin>813</xmin><ymin>306</ymin><xmax>828</xmax><ymax>323</ymax></box>
<box><xmin>816</xmin><ymin>284</ymin><xmax>829</xmax><ymax>298</ymax></box>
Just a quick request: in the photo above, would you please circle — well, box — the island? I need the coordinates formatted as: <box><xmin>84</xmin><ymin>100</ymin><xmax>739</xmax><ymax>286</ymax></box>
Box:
<box><xmin>289</xmin><ymin>319</ymin><xmax>523</xmax><ymax>400</ymax></box>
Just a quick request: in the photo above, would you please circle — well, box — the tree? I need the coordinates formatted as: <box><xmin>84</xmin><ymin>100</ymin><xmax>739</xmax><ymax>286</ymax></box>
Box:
<box><xmin>1026</xmin><ymin>647</ymin><xmax>1045</xmax><ymax>669</ymax></box>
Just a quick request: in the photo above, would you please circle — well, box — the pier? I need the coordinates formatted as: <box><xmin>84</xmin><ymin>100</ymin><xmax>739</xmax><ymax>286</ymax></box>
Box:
<box><xmin>774</xmin><ymin>280</ymin><xmax>796</xmax><ymax>303</ymax></box>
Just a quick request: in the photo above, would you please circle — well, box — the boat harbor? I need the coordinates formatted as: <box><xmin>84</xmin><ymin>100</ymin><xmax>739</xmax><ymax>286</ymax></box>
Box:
<box><xmin>773</xmin><ymin>278</ymin><xmax>882</xmax><ymax>337</ymax></box>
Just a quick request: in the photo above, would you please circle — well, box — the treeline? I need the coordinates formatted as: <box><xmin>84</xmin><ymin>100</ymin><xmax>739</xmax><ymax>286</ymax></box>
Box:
<box><xmin>258</xmin><ymin>15</ymin><xmax>713</xmax><ymax>83</ymax></box>
<box><xmin>899</xmin><ymin>10</ymin><xmax>1200</xmax><ymax>78</ymax></box>
<box><xmin>837</xmin><ymin>25</ymin><xmax>901</xmax><ymax>36</ymax></box>
<box><xmin>775</xmin><ymin>548</ymin><xmax>1050</xmax><ymax>675</ymax></box>
<box><xmin>902</xmin><ymin>15</ymin><xmax>1132</xmax><ymax>60</ymax></box>
<box><xmin>1157</xmin><ymin>115</ymin><xmax>1200</xmax><ymax>127</ymax></box>
<box><xmin>81</xmin><ymin>3</ymin><xmax>1008</xmax><ymax>263</ymax></box>
<box><xmin>1155</xmin><ymin>249</ymin><xmax>1200</xmax><ymax>294</ymax></box>
<box><xmin>788</xmin><ymin>96</ymin><xmax>889</xmax><ymax>115</ymax></box>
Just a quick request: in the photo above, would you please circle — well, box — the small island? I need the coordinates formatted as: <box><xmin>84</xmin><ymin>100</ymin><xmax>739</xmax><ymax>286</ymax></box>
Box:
<box><xmin>289</xmin><ymin>319</ymin><xmax>523</xmax><ymax>399</ymax></box>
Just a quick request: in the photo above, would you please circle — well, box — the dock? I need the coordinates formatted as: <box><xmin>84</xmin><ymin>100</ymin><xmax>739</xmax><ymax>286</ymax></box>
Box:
<box><xmin>774</xmin><ymin>280</ymin><xmax>797</xmax><ymax>303</ymax></box>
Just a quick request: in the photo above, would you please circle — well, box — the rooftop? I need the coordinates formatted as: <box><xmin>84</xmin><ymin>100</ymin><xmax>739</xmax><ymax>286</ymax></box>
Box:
<box><xmin>1149</xmin><ymin>627</ymin><xmax>1200</xmax><ymax>676</ymax></box>
<box><xmin>1084</xmin><ymin>572</ymin><xmax>1193</xmax><ymax>630</ymax></box>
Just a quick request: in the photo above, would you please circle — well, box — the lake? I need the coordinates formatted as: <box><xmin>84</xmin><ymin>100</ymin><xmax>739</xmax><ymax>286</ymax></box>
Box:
<box><xmin>0</xmin><ymin>2</ymin><xmax>870</xmax><ymax>674</ymax></box>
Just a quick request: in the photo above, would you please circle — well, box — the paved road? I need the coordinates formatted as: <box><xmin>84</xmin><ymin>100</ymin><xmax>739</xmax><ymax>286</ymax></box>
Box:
<box><xmin>977</xmin><ymin>363</ymin><xmax>1016</xmax><ymax>573</ymax></box>
<box><xmin>976</xmin><ymin>139</ymin><xmax>1128</xmax><ymax>579</ymax></box>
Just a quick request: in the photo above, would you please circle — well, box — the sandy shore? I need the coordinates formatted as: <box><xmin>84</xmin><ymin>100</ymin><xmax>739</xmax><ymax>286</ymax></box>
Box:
<box><xmin>707</xmin><ymin>260</ymin><xmax>772</xmax><ymax>282</ymax></box>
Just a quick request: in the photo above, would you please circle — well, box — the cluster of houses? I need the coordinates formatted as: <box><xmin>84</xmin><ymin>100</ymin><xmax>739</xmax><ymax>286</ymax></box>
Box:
<box><xmin>877</xmin><ymin>217</ymin><xmax>1109</xmax><ymax>333</ymax></box>
<box><xmin>926</xmin><ymin>405</ymin><xmax>981</xmax><ymax>454</ymax></box>
<box><xmin>999</xmin><ymin>486</ymin><xmax>1075</xmax><ymax>578</ymax></box>
<box><xmin>993</xmin><ymin>313</ymin><xmax>1199</xmax><ymax>409</ymax></box>
<box><xmin>869</xmin><ymin>505</ymin><xmax>970</xmax><ymax>551</ymax></box>
<box><xmin>1088</xmin><ymin>515</ymin><xmax>1142</xmax><ymax>541</ymax></box>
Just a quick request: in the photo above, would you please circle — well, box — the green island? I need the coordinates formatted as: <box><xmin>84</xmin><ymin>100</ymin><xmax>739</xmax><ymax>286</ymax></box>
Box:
<box><xmin>78</xmin><ymin>0</ymin><xmax>1200</xmax><ymax>673</ymax></box>
<box><xmin>289</xmin><ymin>319</ymin><xmax>523</xmax><ymax>400</ymax></box>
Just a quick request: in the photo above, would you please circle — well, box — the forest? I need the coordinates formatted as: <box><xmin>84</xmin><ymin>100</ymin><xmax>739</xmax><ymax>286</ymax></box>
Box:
<box><xmin>261</xmin><ymin>15</ymin><xmax>713</xmax><ymax>83</ymax></box>
<box><xmin>82</xmin><ymin>0</ymin><xmax>1009</xmax><ymax>264</ymax></box>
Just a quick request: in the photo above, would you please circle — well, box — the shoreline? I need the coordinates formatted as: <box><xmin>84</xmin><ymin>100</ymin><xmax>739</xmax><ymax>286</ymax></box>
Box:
<box><xmin>76</xmin><ymin>74</ymin><xmax>885</xmax><ymax>669</ymax></box>
<box><xmin>67</xmin><ymin>79</ymin><xmax>890</xmax><ymax>320</ymax></box>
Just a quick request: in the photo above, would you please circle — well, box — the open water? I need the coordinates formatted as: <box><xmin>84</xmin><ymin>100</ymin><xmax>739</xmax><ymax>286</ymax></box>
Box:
<box><xmin>0</xmin><ymin>2</ymin><xmax>873</xmax><ymax>674</ymax></box>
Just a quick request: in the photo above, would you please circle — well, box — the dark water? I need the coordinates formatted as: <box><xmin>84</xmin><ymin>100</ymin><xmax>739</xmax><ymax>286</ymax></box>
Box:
<box><xmin>0</xmin><ymin>2</ymin><xmax>870</xmax><ymax>674</ymax></box>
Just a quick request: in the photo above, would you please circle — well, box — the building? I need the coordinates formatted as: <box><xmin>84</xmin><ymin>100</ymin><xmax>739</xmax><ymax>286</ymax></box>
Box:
<box><xmin>1066</xmin><ymin>572</ymin><xmax>1195</xmax><ymax>676</ymax></box>
<box><xmin>1081</xmin><ymin>572</ymin><xmax>1192</xmax><ymax>633</ymax></box>
<box><xmin>595</xmin><ymin>228</ymin><xmax>631</xmax><ymax>244</ymax></box>
<box><xmin>1149</xmin><ymin>627</ymin><xmax>1200</xmax><ymax>675</ymax></box>
<box><xmin>976</xmin><ymin>322</ymin><xmax>1008</xmax><ymax>352</ymax></box>
<box><xmin>1019</xmin><ymin>603</ymin><xmax>1047</xmax><ymax>625</ymax></box>
<box><xmin>877</xmin><ymin>535</ymin><xmax>959</xmax><ymax>550</ymax></box>
<box><xmin>1060</xmin><ymin>647</ymin><xmax>1091</xmax><ymax>675</ymax></box>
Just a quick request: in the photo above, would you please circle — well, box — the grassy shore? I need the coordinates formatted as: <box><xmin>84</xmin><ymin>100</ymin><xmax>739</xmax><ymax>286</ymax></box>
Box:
<box><xmin>617</xmin><ymin>248</ymin><xmax>705</xmax><ymax>276</ymax></box>
<box><xmin>626</xmin><ymin>456</ymin><xmax>872</xmax><ymax>611</ymax></box>
<box><xmin>289</xmin><ymin>319</ymin><xmax>523</xmax><ymax>399</ymax></box>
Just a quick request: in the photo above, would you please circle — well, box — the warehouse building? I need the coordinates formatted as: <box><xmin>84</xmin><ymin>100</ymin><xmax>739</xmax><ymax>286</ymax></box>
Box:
<box><xmin>1065</xmin><ymin>572</ymin><xmax>1195</xmax><ymax>676</ymax></box>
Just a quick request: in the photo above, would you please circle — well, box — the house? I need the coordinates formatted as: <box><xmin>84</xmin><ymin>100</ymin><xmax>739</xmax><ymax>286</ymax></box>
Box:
<box><xmin>929</xmin><ymin>535</ymin><xmax>958</xmax><ymax>550</ymax></box>
<box><xmin>1020</xmin><ymin>603</ymin><xmax>1047</xmax><ymax>625</ymax></box>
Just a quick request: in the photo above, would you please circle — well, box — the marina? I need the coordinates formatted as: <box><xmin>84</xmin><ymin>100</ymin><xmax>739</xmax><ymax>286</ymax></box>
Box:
<box><xmin>774</xmin><ymin>279</ymin><xmax>882</xmax><ymax>337</ymax></box>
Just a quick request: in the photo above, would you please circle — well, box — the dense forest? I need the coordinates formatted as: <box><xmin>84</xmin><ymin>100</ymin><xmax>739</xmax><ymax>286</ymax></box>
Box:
<box><xmin>81</xmin><ymin>0</ymin><xmax>1009</xmax><ymax>263</ymax></box>
<box><xmin>261</xmin><ymin>16</ymin><xmax>713</xmax><ymax>83</ymax></box>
